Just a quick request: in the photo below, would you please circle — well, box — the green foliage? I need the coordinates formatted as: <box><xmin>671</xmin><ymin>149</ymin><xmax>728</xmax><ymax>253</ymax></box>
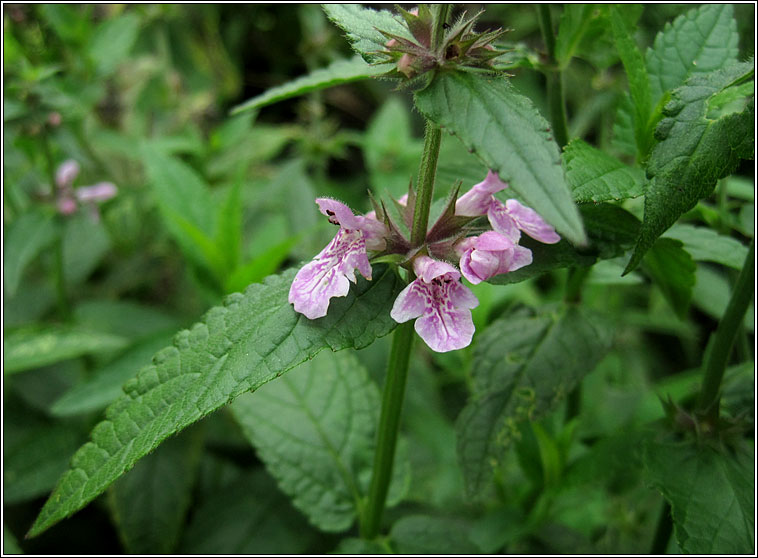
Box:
<box><xmin>28</xmin><ymin>267</ymin><xmax>403</xmax><ymax>537</ymax></box>
<box><xmin>625</xmin><ymin>61</ymin><xmax>754</xmax><ymax>272</ymax></box>
<box><xmin>456</xmin><ymin>307</ymin><xmax>613</xmax><ymax>497</ymax></box>
<box><xmin>563</xmin><ymin>139</ymin><xmax>645</xmax><ymax>203</ymax></box>
<box><xmin>232</xmin><ymin>56</ymin><xmax>386</xmax><ymax>115</ymax></box>
<box><xmin>414</xmin><ymin>71</ymin><xmax>586</xmax><ymax>245</ymax></box>
<box><xmin>644</xmin><ymin>438</ymin><xmax>755</xmax><ymax>554</ymax></box>
<box><xmin>231</xmin><ymin>350</ymin><xmax>409</xmax><ymax>532</ymax></box>
<box><xmin>3</xmin><ymin>210</ymin><xmax>58</xmax><ymax>296</ymax></box>
<box><xmin>663</xmin><ymin>224</ymin><xmax>749</xmax><ymax>270</ymax></box>
<box><xmin>322</xmin><ymin>4</ymin><xmax>410</xmax><ymax>63</ymax></box>
<box><xmin>389</xmin><ymin>515</ymin><xmax>481</xmax><ymax>554</ymax></box>
<box><xmin>642</xmin><ymin>238</ymin><xmax>696</xmax><ymax>318</ymax></box>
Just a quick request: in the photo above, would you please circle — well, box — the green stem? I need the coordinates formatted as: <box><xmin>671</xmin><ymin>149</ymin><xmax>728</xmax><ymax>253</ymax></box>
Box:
<box><xmin>564</xmin><ymin>266</ymin><xmax>590</xmax><ymax>304</ymax></box>
<box><xmin>650</xmin><ymin>500</ymin><xmax>673</xmax><ymax>554</ymax></box>
<box><xmin>411</xmin><ymin>121</ymin><xmax>442</xmax><ymax>247</ymax></box>
<box><xmin>360</xmin><ymin>321</ymin><xmax>414</xmax><ymax>539</ymax></box>
<box><xmin>697</xmin><ymin>240</ymin><xmax>754</xmax><ymax>418</ymax></box>
<box><xmin>537</xmin><ymin>4</ymin><xmax>569</xmax><ymax>148</ymax></box>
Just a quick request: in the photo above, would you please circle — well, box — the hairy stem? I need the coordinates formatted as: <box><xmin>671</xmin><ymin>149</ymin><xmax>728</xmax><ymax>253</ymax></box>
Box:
<box><xmin>411</xmin><ymin>121</ymin><xmax>442</xmax><ymax>247</ymax></box>
<box><xmin>537</xmin><ymin>4</ymin><xmax>569</xmax><ymax>148</ymax></box>
<box><xmin>697</xmin><ymin>240</ymin><xmax>754</xmax><ymax>418</ymax></box>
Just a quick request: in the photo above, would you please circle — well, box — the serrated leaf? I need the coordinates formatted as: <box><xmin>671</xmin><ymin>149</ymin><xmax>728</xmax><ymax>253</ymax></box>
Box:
<box><xmin>414</xmin><ymin>71</ymin><xmax>586</xmax><ymax>245</ymax></box>
<box><xmin>389</xmin><ymin>515</ymin><xmax>481</xmax><ymax>555</ymax></box>
<box><xmin>231</xmin><ymin>56</ymin><xmax>387</xmax><ymax>115</ymax></box>
<box><xmin>322</xmin><ymin>4</ymin><xmax>410</xmax><ymax>63</ymax></box>
<box><xmin>625</xmin><ymin>62</ymin><xmax>754</xmax><ymax>272</ymax></box>
<box><xmin>646</xmin><ymin>4</ymin><xmax>739</xmax><ymax>104</ymax></box>
<box><xmin>3</xmin><ymin>326</ymin><xmax>129</xmax><ymax>375</ymax></box>
<box><xmin>644</xmin><ymin>438</ymin><xmax>754</xmax><ymax>554</ymax></box>
<box><xmin>563</xmin><ymin>139</ymin><xmax>645</xmax><ymax>203</ymax></box>
<box><xmin>108</xmin><ymin>428</ymin><xmax>203</xmax><ymax>554</ymax></box>
<box><xmin>231</xmin><ymin>350</ymin><xmax>408</xmax><ymax>532</ymax></box>
<box><xmin>28</xmin><ymin>266</ymin><xmax>402</xmax><ymax>537</ymax></box>
<box><xmin>662</xmin><ymin>224</ymin><xmax>749</xmax><ymax>270</ymax></box>
<box><xmin>456</xmin><ymin>307</ymin><xmax>612</xmax><ymax>497</ymax></box>
<box><xmin>642</xmin><ymin>238</ymin><xmax>696</xmax><ymax>317</ymax></box>
<box><xmin>3</xmin><ymin>210</ymin><xmax>59</xmax><ymax>297</ymax></box>
<box><xmin>179</xmin><ymin>469</ymin><xmax>316</xmax><ymax>554</ymax></box>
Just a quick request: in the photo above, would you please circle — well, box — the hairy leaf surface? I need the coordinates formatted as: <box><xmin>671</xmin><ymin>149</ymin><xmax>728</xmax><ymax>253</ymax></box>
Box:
<box><xmin>662</xmin><ymin>224</ymin><xmax>749</xmax><ymax>270</ymax></box>
<box><xmin>322</xmin><ymin>4</ymin><xmax>410</xmax><ymax>63</ymax></box>
<box><xmin>28</xmin><ymin>266</ymin><xmax>402</xmax><ymax>537</ymax></box>
<box><xmin>563</xmin><ymin>139</ymin><xmax>645</xmax><ymax>203</ymax></box>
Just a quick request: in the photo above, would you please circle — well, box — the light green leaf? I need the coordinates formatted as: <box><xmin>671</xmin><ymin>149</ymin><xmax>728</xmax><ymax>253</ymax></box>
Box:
<box><xmin>3</xmin><ymin>326</ymin><xmax>129</xmax><ymax>375</ymax></box>
<box><xmin>88</xmin><ymin>13</ymin><xmax>140</xmax><ymax>75</ymax></box>
<box><xmin>456</xmin><ymin>307</ymin><xmax>612</xmax><ymax>497</ymax></box>
<box><xmin>625</xmin><ymin>62</ymin><xmax>754</xmax><ymax>272</ymax></box>
<box><xmin>322</xmin><ymin>4</ymin><xmax>410</xmax><ymax>63</ymax></box>
<box><xmin>231</xmin><ymin>56</ymin><xmax>386</xmax><ymax>115</ymax></box>
<box><xmin>3</xmin><ymin>210</ymin><xmax>58</xmax><ymax>297</ymax></box>
<box><xmin>414</xmin><ymin>71</ymin><xmax>586</xmax><ymax>245</ymax></box>
<box><xmin>73</xmin><ymin>299</ymin><xmax>180</xmax><ymax>341</ymax></box>
<box><xmin>692</xmin><ymin>266</ymin><xmax>754</xmax><ymax>333</ymax></box>
<box><xmin>643</xmin><ymin>238</ymin><xmax>696</xmax><ymax>317</ymax></box>
<box><xmin>3</xmin><ymin>525</ymin><xmax>22</xmax><ymax>554</ymax></box>
<box><xmin>62</xmin><ymin>210</ymin><xmax>111</xmax><ymax>286</ymax></box>
<box><xmin>216</xmin><ymin>180</ymin><xmax>242</xmax><ymax>273</ymax></box>
<box><xmin>231</xmin><ymin>350</ymin><xmax>408</xmax><ymax>533</ymax></box>
<box><xmin>179</xmin><ymin>469</ymin><xmax>316</xmax><ymax>554</ymax></box>
<box><xmin>563</xmin><ymin>139</ymin><xmax>645</xmax><ymax>203</ymax></box>
<box><xmin>51</xmin><ymin>335</ymin><xmax>175</xmax><ymax>417</ymax></box>
<box><xmin>390</xmin><ymin>515</ymin><xmax>481</xmax><ymax>555</ymax></box>
<box><xmin>608</xmin><ymin>5</ymin><xmax>653</xmax><ymax>158</ymax></box>
<box><xmin>225</xmin><ymin>234</ymin><xmax>300</xmax><ymax>294</ymax></box>
<box><xmin>108</xmin><ymin>428</ymin><xmax>204</xmax><ymax>554</ymax></box>
<box><xmin>554</xmin><ymin>5</ymin><xmax>595</xmax><ymax>69</ymax></box>
<box><xmin>644</xmin><ymin>438</ymin><xmax>754</xmax><ymax>554</ymax></box>
<box><xmin>662</xmin><ymin>224</ymin><xmax>749</xmax><ymax>270</ymax></box>
<box><xmin>28</xmin><ymin>266</ymin><xmax>402</xmax><ymax>537</ymax></box>
<box><xmin>646</xmin><ymin>4</ymin><xmax>739</xmax><ymax>104</ymax></box>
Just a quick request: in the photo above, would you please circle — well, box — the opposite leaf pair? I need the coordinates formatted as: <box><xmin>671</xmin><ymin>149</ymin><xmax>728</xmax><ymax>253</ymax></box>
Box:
<box><xmin>288</xmin><ymin>171</ymin><xmax>560</xmax><ymax>352</ymax></box>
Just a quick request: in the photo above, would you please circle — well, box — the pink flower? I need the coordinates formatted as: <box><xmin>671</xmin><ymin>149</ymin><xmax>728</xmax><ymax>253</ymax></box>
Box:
<box><xmin>53</xmin><ymin>159</ymin><xmax>118</xmax><ymax>221</ymax></box>
<box><xmin>390</xmin><ymin>255</ymin><xmax>479</xmax><ymax>352</ymax></box>
<box><xmin>456</xmin><ymin>170</ymin><xmax>561</xmax><ymax>244</ymax></box>
<box><xmin>289</xmin><ymin>198</ymin><xmax>385</xmax><ymax>319</ymax></box>
<box><xmin>455</xmin><ymin>231</ymin><xmax>533</xmax><ymax>285</ymax></box>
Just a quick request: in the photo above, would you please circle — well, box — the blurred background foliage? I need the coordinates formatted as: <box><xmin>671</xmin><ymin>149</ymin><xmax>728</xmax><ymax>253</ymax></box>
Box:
<box><xmin>3</xmin><ymin>4</ymin><xmax>754</xmax><ymax>554</ymax></box>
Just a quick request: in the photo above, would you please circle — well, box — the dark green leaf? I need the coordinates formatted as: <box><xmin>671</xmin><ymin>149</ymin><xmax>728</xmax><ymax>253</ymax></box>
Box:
<box><xmin>3</xmin><ymin>210</ymin><xmax>58</xmax><ymax>297</ymax></box>
<box><xmin>179</xmin><ymin>469</ymin><xmax>316</xmax><ymax>554</ymax></box>
<box><xmin>231</xmin><ymin>350</ymin><xmax>408</xmax><ymax>532</ymax></box>
<box><xmin>642</xmin><ymin>238</ymin><xmax>696</xmax><ymax>317</ymax></box>
<box><xmin>415</xmin><ymin>71</ymin><xmax>586</xmax><ymax>245</ymax></box>
<box><xmin>644</xmin><ymin>438</ymin><xmax>755</xmax><ymax>554</ymax></box>
<box><xmin>663</xmin><ymin>224</ymin><xmax>749</xmax><ymax>270</ymax></box>
<box><xmin>456</xmin><ymin>306</ymin><xmax>613</xmax><ymax>497</ymax></box>
<box><xmin>73</xmin><ymin>299</ymin><xmax>180</xmax><ymax>341</ymax></box>
<box><xmin>108</xmin><ymin>428</ymin><xmax>204</xmax><ymax>554</ymax></box>
<box><xmin>3</xmin><ymin>326</ymin><xmax>129</xmax><ymax>375</ymax></box>
<box><xmin>625</xmin><ymin>62</ymin><xmax>754</xmax><ymax>272</ymax></box>
<box><xmin>389</xmin><ymin>515</ymin><xmax>481</xmax><ymax>555</ymax></box>
<box><xmin>3</xmin><ymin>525</ymin><xmax>22</xmax><ymax>554</ymax></box>
<box><xmin>646</xmin><ymin>4</ymin><xmax>739</xmax><ymax>104</ymax></box>
<box><xmin>332</xmin><ymin>538</ymin><xmax>390</xmax><ymax>554</ymax></box>
<box><xmin>231</xmin><ymin>56</ymin><xmax>387</xmax><ymax>115</ymax></box>
<box><xmin>87</xmin><ymin>13</ymin><xmax>140</xmax><ymax>75</ymax></box>
<box><xmin>322</xmin><ymin>4</ymin><xmax>410</xmax><ymax>63</ymax></box>
<box><xmin>28</xmin><ymin>266</ymin><xmax>403</xmax><ymax>537</ymax></box>
<box><xmin>692</xmin><ymin>266</ymin><xmax>754</xmax><ymax>333</ymax></box>
<box><xmin>563</xmin><ymin>139</ymin><xmax>645</xmax><ymax>203</ymax></box>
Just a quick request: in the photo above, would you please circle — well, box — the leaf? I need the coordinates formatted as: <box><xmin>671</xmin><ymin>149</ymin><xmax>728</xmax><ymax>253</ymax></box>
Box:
<box><xmin>389</xmin><ymin>515</ymin><xmax>481</xmax><ymax>555</ymax></box>
<box><xmin>456</xmin><ymin>306</ymin><xmax>612</xmax><ymax>497</ymax></box>
<box><xmin>108</xmin><ymin>428</ymin><xmax>204</xmax><ymax>554</ymax></box>
<box><xmin>215</xmin><ymin>180</ymin><xmax>242</xmax><ymax>273</ymax></box>
<box><xmin>692</xmin><ymin>266</ymin><xmax>754</xmax><ymax>333</ymax></box>
<box><xmin>231</xmin><ymin>350</ymin><xmax>407</xmax><ymax>532</ymax></box>
<box><xmin>51</xmin><ymin>334</ymin><xmax>175</xmax><ymax>417</ymax></box>
<box><xmin>179</xmin><ymin>469</ymin><xmax>316</xmax><ymax>554</ymax></box>
<box><xmin>3</xmin><ymin>525</ymin><xmax>22</xmax><ymax>555</ymax></box>
<box><xmin>322</xmin><ymin>4</ymin><xmax>410</xmax><ymax>63</ymax></box>
<box><xmin>642</xmin><ymin>238</ymin><xmax>696</xmax><ymax>318</ymax></box>
<box><xmin>644</xmin><ymin>438</ymin><xmax>754</xmax><ymax>554</ymax></box>
<box><xmin>3</xmin><ymin>210</ymin><xmax>58</xmax><ymax>297</ymax></box>
<box><xmin>3</xmin><ymin>326</ymin><xmax>129</xmax><ymax>375</ymax></box>
<box><xmin>225</xmin><ymin>234</ymin><xmax>300</xmax><ymax>294</ymax></box>
<box><xmin>414</xmin><ymin>71</ymin><xmax>586</xmax><ymax>245</ymax></box>
<box><xmin>62</xmin><ymin>211</ymin><xmax>111</xmax><ymax>285</ymax></box>
<box><xmin>87</xmin><ymin>13</ymin><xmax>140</xmax><ymax>75</ymax></box>
<box><xmin>625</xmin><ymin>62</ymin><xmax>754</xmax><ymax>272</ymax></box>
<box><xmin>231</xmin><ymin>56</ymin><xmax>386</xmax><ymax>115</ymax></box>
<box><xmin>646</xmin><ymin>4</ymin><xmax>739</xmax><ymax>104</ymax></box>
<box><xmin>608</xmin><ymin>5</ymin><xmax>653</xmax><ymax>158</ymax></box>
<box><xmin>73</xmin><ymin>299</ymin><xmax>180</xmax><ymax>341</ymax></box>
<box><xmin>332</xmin><ymin>538</ymin><xmax>390</xmax><ymax>554</ymax></box>
<box><xmin>662</xmin><ymin>224</ymin><xmax>749</xmax><ymax>270</ymax></box>
<box><xmin>28</xmin><ymin>266</ymin><xmax>403</xmax><ymax>537</ymax></box>
<box><xmin>563</xmin><ymin>139</ymin><xmax>645</xmax><ymax>203</ymax></box>
<box><xmin>554</xmin><ymin>5</ymin><xmax>595</xmax><ymax>69</ymax></box>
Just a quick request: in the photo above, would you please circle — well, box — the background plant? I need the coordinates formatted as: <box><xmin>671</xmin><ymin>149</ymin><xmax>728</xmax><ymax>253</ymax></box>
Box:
<box><xmin>3</xmin><ymin>4</ymin><xmax>754</xmax><ymax>554</ymax></box>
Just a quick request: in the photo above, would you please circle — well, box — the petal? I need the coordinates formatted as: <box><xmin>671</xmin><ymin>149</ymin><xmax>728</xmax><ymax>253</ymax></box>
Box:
<box><xmin>487</xmin><ymin>199</ymin><xmax>521</xmax><ymax>242</ymax></box>
<box><xmin>55</xmin><ymin>159</ymin><xmax>80</xmax><ymax>189</ymax></box>
<box><xmin>75</xmin><ymin>182</ymin><xmax>118</xmax><ymax>203</ymax></box>
<box><xmin>505</xmin><ymin>245</ymin><xmax>533</xmax><ymax>272</ymax></box>
<box><xmin>414</xmin><ymin>304</ymin><xmax>475</xmax><ymax>352</ymax></box>
<box><xmin>315</xmin><ymin>198</ymin><xmax>361</xmax><ymax>229</ymax></box>
<box><xmin>475</xmin><ymin>230</ymin><xmax>514</xmax><ymax>251</ymax></box>
<box><xmin>455</xmin><ymin>170</ymin><xmax>508</xmax><ymax>216</ymax></box>
<box><xmin>504</xmin><ymin>199</ymin><xmax>561</xmax><ymax>244</ymax></box>
<box><xmin>467</xmin><ymin>248</ymin><xmax>503</xmax><ymax>283</ymax></box>
<box><xmin>289</xmin><ymin>257</ymin><xmax>351</xmax><ymax>319</ymax></box>
<box><xmin>413</xmin><ymin>255</ymin><xmax>460</xmax><ymax>283</ymax></box>
<box><xmin>458</xmin><ymin>248</ymin><xmax>482</xmax><ymax>284</ymax></box>
<box><xmin>447</xmin><ymin>279</ymin><xmax>479</xmax><ymax>309</ymax></box>
<box><xmin>390</xmin><ymin>280</ymin><xmax>428</xmax><ymax>323</ymax></box>
<box><xmin>355</xmin><ymin>215</ymin><xmax>387</xmax><ymax>251</ymax></box>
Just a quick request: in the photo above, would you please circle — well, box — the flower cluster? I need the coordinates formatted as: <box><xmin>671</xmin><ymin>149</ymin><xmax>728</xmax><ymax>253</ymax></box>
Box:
<box><xmin>289</xmin><ymin>171</ymin><xmax>559</xmax><ymax>352</ymax></box>
<box><xmin>55</xmin><ymin>159</ymin><xmax>118</xmax><ymax>222</ymax></box>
